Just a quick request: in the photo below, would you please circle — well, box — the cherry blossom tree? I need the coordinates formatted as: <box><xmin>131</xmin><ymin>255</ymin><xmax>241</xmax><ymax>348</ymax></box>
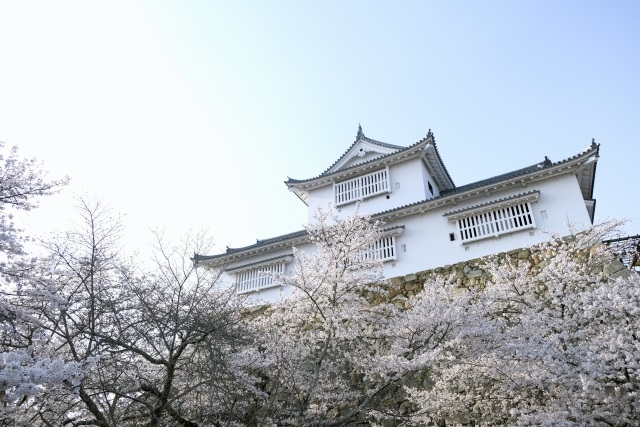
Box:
<box><xmin>406</xmin><ymin>221</ymin><xmax>640</xmax><ymax>426</ymax></box>
<box><xmin>241</xmin><ymin>207</ymin><xmax>388</xmax><ymax>425</ymax></box>
<box><xmin>3</xmin><ymin>139</ymin><xmax>634</xmax><ymax>427</ymax></box>
<box><xmin>17</xmin><ymin>199</ymin><xmax>252</xmax><ymax>426</ymax></box>
<box><xmin>240</xmin><ymin>208</ymin><xmax>474</xmax><ymax>426</ymax></box>
<box><xmin>244</xmin><ymin>209</ymin><xmax>639</xmax><ymax>426</ymax></box>
<box><xmin>0</xmin><ymin>142</ymin><xmax>70</xmax><ymax>420</ymax></box>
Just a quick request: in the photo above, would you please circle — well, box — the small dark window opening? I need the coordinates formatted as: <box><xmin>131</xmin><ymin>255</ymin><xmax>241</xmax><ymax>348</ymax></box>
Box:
<box><xmin>386</xmin><ymin>194</ymin><xmax>390</xmax><ymax>199</ymax></box>
<box><xmin>449</xmin><ymin>232</ymin><xmax>455</xmax><ymax>241</ymax></box>
<box><xmin>428</xmin><ymin>181</ymin><xmax>434</xmax><ymax>195</ymax></box>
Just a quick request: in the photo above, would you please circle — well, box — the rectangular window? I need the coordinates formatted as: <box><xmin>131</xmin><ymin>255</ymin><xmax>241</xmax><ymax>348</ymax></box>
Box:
<box><xmin>457</xmin><ymin>202</ymin><xmax>535</xmax><ymax>243</ymax></box>
<box><xmin>360</xmin><ymin>235</ymin><xmax>397</xmax><ymax>262</ymax></box>
<box><xmin>370</xmin><ymin>235</ymin><xmax>397</xmax><ymax>261</ymax></box>
<box><xmin>234</xmin><ymin>262</ymin><xmax>286</xmax><ymax>294</ymax></box>
<box><xmin>334</xmin><ymin>168</ymin><xmax>390</xmax><ymax>206</ymax></box>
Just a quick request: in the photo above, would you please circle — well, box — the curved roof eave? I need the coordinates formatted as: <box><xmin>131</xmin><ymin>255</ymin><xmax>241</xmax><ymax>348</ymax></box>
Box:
<box><xmin>423</xmin><ymin>137</ymin><xmax>455</xmax><ymax>190</ymax></box>
<box><xmin>196</xmin><ymin>225</ymin><xmax>407</xmax><ymax>267</ymax></box>
<box><xmin>193</xmin><ymin>229</ymin><xmax>309</xmax><ymax>267</ymax></box>
<box><xmin>374</xmin><ymin>143</ymin><xmax>600</xmax><ymax>221</ymax></box>
<box><xmin>199</xmin><ymin>142</ymin><xmax>599</xmax><ymax>268</ymax></box>
<box><xmin>286</xmin><ymin>131</ymin><xmax>442</xmax><ymax>190</ymax></box>
<box><xmin>320</xmin><ymin>126</ymin><xmax>405</xmax><ymax>176</ymax></box>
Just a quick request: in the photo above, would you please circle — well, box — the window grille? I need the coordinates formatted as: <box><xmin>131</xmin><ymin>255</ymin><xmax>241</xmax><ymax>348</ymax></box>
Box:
<box><xmin>234</xmin><ymin>262</ymin><xmax>285</xmax><ymax>294</ymax></box>
<box><xmin>360</xmin><ymin>235</ymin><xmax>397</xmax><ymax>262</ymax></box>
<box><xmin>458</xmin><ymin>202</ymin><xmax>535</xmax><ymax>243</ymax></box>
<box><xmin>370</xmin><ymin>235</ymin><xmax>396</xmax><ymax>261</ymax></box>
<box><xmin>334</xmin><ymin>168</ymin><xmax>390</xmax><ymax>206</ymax></box>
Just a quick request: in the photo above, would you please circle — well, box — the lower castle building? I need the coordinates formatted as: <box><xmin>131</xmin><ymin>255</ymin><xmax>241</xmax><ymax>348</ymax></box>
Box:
<box><xmin>195</xmin><ymin>127</ymin><xmax>599</xmax><ymax>304</ymax></box>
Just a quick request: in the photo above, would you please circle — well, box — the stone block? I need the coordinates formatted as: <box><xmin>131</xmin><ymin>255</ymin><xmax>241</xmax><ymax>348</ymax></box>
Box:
<box><xmin>466</xmin><ymin>269</ymin><xmax>484</xmax><ymax>279</ymax></box>
<box><xmin>603</xmin><ymin>260</ymin><xmax>629</xmax><ymax>279</ymax></box>
<box><xmin>388</xmin><ymin>277</ymin><xmax>404</xmax><ymax>287</ymax></box>
<box><xmin>387</xmin><ymin>288</ymin><xmax>404</xmax><ymax>300</ymax></box>
<box><xmin>518</xmin><ymin>249</ymin><xmax>531</xmax><ymax>259</ymax></box>
<box><xmin>391</xmin><ymin>293</ymin><xmax>406</xmax><ymax>302</ymax></box>
<box><xmin>405</xmin><ymin>282</ymin><xmax>420</xmax><ymax>291</ymax></box>
<box><xmin>452</xmin><ymin>271</ymin><xmax>465</xmax><ymax>281</ymax></box>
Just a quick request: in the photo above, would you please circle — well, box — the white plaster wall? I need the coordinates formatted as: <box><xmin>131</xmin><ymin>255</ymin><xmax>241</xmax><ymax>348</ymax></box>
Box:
<box><xmin>387</xmin><ymin>159</ymin><xmax>429</xmax><ymax>208</ymax></box>
<box><xmin>333</xmin><ymin>141</ymin><xmax>398</xmax><ymax>171</ymax></box>
<box><xmin>229</xmin><ymin>173</ymin><xmax>591</xmax><ymax>304</ymax></box>
<box><xmin>342</xmin><ymin>151</ymin><xmax>386</xmax><ymax>169</ymax></box>
<box><xmin>380</xmin><ymin>174</ymin><xmax>591</xmax><ymax>277</ymax></box>
<box><xmin>217</xmin><ymin>243</ymin><xmax>312</xmax><ymax>305</ymax></box>
<box><xmin>421</xmin><ymin>163</ymin><xmax>440</xmax><ymax>198</ymax></box>
<box><xmin>306</xmin><ymin>184</ymin><xmax>334</xmax><ymax>223</ymax></box>
<box><xmin>306</xmin><ymin>158</ymin><xmax>429</xmax><ymax>223</ymax></box>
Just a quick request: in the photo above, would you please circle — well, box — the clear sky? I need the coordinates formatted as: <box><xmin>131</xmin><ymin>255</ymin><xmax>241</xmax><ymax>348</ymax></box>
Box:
<box><xmin>0</xmin><ymin>1</ymin><xmax>638</xmax><ymax>256</ymax></box>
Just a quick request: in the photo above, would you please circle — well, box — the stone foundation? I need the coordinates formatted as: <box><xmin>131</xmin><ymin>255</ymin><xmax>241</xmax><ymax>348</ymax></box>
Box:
<box><xmin>368</xmin><ymin>246</ymin><xmax>631</xmax><ymax>308</ymax></box>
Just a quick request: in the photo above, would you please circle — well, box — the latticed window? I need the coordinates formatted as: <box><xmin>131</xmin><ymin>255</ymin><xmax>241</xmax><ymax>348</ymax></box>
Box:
<box><xmin>358</xmin><ymin>235</ymin><xmax>398</xmax><ymax>263</ymax></box>
<box><xmin>334</xmin><ymin>168</ymin><xmax>390</xmax><ymax>206</ymax></box>
<box><xmin>369</xmin><ymin>235</ymin><xmax>397</xmax><ymax>261</ymax></box>
<box><xmin>457</xmin><ymin>202</ymin><xmax>535</xmax><ymax>243</ymax></box>
<box><xmin>234</xmin><ymin>262</ymin><xmax>286</xmax><ymax>294</ymax></box>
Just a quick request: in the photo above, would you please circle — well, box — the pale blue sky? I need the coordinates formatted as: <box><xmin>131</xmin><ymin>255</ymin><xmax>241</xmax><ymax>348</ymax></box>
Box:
<box><xmin>0</xmin><ymin>1</ymin><xmax>638</xmax><ymax>254</ymax></box>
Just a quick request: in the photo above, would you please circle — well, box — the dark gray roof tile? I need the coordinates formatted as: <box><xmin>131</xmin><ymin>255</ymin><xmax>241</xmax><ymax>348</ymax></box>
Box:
<box><xmin>193</xmin><ymin>229</ymin><xmax>308</xmax><ymax>263</ymax></box>
<box><xmin>442</xmin><ymin>190</ymin><xmax>540</xmax><ymax>217</ymax></box>
<box><xmin>226</xmin><ymin>254</ymin><xmax>295</xmax><ymax>272</ymax></box>
<box><xmin>441</xmin><ymin>162</ymin><xmax>544</xmax><ymax>196</ymax></box>
<box><xmin>318</xmin><ymin>125</ymin><xmax>405</xmax><ymax>177</ymax></box>
<box><xmin>286</xmin><ymin>130</ymin><xmax>447</xmax><ymax>186</ymax></box>
<box><xmin>374</xmin><ymin>144</ymin><xmax>599</xmax><ymax>219</ymax></box>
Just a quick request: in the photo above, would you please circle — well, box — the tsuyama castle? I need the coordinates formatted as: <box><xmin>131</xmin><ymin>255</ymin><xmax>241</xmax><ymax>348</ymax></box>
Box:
<box><xmin>196</xmin><ymin>127</ymin><xmax>599</xmax><ymax>303</ymax></box>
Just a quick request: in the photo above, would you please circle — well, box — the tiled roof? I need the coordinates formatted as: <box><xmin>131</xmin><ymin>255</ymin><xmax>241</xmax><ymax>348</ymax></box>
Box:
<box><xmin>443</xmin><ymin>190</ymin><xmax>540</xmax><ymax>218</ymax></box>
<box><xmin>286</xmin><ymin>130</ymin><xmax>450</xmax><ymax>186</ymax></box>
<box><xmin>440</xmin><ymin>162</ymin><xmax>544</xmax><ymax>196</ymax></box>
<box><xmin>199</xmin><ymin>142</ymin><xmax>599</xmax><ymax>265</ymax></box>
<box><xmin>226</xmin><ymin>254</ymin><xmax>295</xmax><ymax>272</ymax></box>
<box><xmin>193</xmin><ymin>229</ymin><xmax>308</xmax><ymax>263</ymax></box>
<box><xmin>423</xmin><ymin>131</ymin><xmax>455</xmax><ymax>188</ymax></box>
<box><xmin>373</xmin><ymin>143</ymin><xmax>599</xmax><ymax>220</ymax></box>
<box><xmin>195</xmin><ymin>225</ymin><xmax>405</xmax><ymax>265</ymax></box>
<box><xmin>318</xmin><ymin>125</ymin><xmax>405</xmax><ymax>176</ymax></box>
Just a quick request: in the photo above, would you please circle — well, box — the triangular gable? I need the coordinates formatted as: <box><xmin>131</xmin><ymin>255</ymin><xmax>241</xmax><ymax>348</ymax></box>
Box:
<box><xmin>285</xmin><ymin>128</ymin><xmax>455</xmax><ymax>206</ymax></box>
<box><xmin>323</xmin><ymin>125</ymin><xmax>403</xmax><ymax>175</ymax></box>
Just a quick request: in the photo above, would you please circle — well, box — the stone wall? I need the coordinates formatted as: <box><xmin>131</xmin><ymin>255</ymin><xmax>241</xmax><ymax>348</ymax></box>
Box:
<box><xmin>353</xmin><ymin>245</ymin><xmax>634</xmax><ymax>426</ymax></box>
<box><xmin>367</xmin><ymin>246</ymin><xmax>631</xmax><ymax>310</ymax></box>
<box><xmin>245</xmin><ymin>244</ymin><xmax>634</xmax><ymax>426</ymax></box>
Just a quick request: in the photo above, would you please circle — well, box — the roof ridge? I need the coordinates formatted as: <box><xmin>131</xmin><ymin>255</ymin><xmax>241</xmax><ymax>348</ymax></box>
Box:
<box><xmin>316</xmin><ymin>125</ymin><xmax>405</xmax><ymax>176</ymax></box>
<box><xmin>443</xmin><ymin>190</ymin><xmax>540</xmax><ymax>217</ymax></box>
<box><xmin>288</xmin><ymin>130</ymin><xmax>434</xmax><ymax>185</ymax></box>
<box><xmin>441</xmin><ymin>162</ymin><xmax>544</xmax><ymax>196</ymax></box>
<box><xmin>193</xmin><ymin>229</ymin><xmax>308</xmax><ymax>263</ymax></box>
<box><xmin>421</xmin><ymin>129</ymin><xmax>455</xmax><ymax>188</ymax></box>
<box><xmin>375</xmin><ymin>143</ymin><xmax>599</xmax><ymax>219</ymax></box>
